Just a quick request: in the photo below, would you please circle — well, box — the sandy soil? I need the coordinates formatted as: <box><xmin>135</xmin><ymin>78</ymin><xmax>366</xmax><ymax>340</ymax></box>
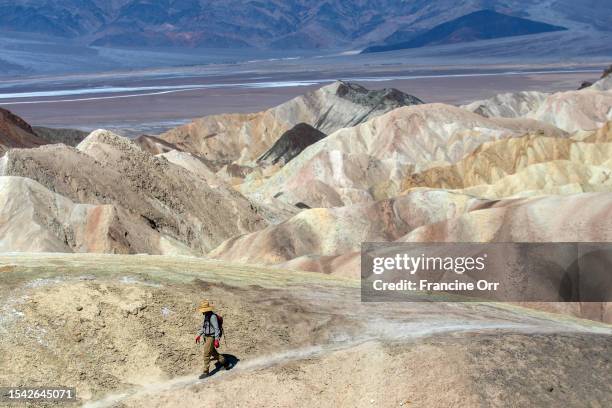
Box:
<box><xmin>0</xmin><ymin>253</ymin><xmax>610</xmax><ymax>407</ymax></box>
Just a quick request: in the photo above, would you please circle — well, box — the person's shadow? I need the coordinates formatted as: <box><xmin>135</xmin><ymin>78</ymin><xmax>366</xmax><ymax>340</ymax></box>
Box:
<box><xmin>209</xmin><ymin>354</ymin><xmax>240</xmax><ymax>377</ymax></box>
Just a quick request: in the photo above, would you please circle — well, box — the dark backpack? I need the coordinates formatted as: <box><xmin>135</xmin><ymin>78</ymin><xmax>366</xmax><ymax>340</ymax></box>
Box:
<box><xmin>204</xmin><ymin>312</ymin><xmax>224</xmax><ymax>338</ymax></box>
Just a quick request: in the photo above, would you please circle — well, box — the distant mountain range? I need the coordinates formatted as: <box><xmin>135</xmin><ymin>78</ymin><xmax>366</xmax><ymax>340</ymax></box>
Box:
<box><xmin>362</xmin><ymin>10</ymin><xmax>567</xmax><ymax>53</ymax></box>
<box><xmin>0</xmin><ymin>0</ymin><xmax>609</xmax><ymax>50</ymax></box>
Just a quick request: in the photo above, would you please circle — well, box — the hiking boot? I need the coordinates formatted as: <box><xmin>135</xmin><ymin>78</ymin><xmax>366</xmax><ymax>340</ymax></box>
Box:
<box><xmin>198</xmin><ymin>372</ymin><xmax>210</xmax><ymax>379</ymax></box>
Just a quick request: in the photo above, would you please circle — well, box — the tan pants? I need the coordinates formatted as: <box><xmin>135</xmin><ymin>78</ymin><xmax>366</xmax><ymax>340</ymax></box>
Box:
<box><xmin>202</xmin><ymin>336</ymin><xmax>226</xmax><ymax>374</ymax></box>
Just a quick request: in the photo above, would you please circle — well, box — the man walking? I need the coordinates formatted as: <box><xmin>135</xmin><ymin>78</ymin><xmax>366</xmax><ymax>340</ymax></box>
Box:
<box><xmin>195</xmin><ymin>300</ymin><xmax>229</xmax><ymax>379</ymax></box>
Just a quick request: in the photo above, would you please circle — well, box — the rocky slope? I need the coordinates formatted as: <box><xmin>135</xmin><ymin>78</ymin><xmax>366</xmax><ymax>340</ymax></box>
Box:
<box><xmin>527</xmin><ymin>88</ymin><xmax>612</xmax><ymax>133</ymax></box>
<box><xmin>1</xmin><ymin>107</ymin><xmax>93</xmax><ymax>155</ymax></box>
<box><xmin>402</xmin><ymin>192</ymin><xmax>612</xmax><ymax>244</ymax></box>
<box><xmin>211</xmin><ymin>190</ymin><xmax>612</xmax><ymax>268</ymax></box>
<box><xmin>160</xmin><ymin>81</ymin><xmax>423</xmax><ymax>170</ymax></box>
<box><xmin>134</xmin><ymin>135</ymin><xmax>183</xmax><ymax>156</ymax></box>
<box><xmin>462</xmin><ymin>91</ymin><xmax>549</xmax><ymax>118</ymax></box>
<box><xmin>0</xmin><ymin>176</ymin><xmax>132</xmax><ymax>253</ymax></box>
<box><xmin>210</xmin><ymin>189</ymin><xmax>486</xmax><ymax>265</ymax></box>
<box><xmin>257</xmin><ymin>123</ymin><xmax>326</xmax><ymax>166</ymax></box>
<box><xmin>584</xmin><ymin>64</ymin><xmax>612</xmax><ymax>91</ymax></box>
<box><xmin>157</xmin><ymin>150</ymin><xmax>221</xmax><ymax>188</ymax></box>
<box><xmin>402</xmin><ymin>123</ymin><xmax>612</xmax><ymax>198</ymax></box>
<box><xmin>0</xmin><ymin>130</ymin><xmax>267</xmax><ymax>254</ymax></box>
<box><xmin>591</xmin><ymin>75</ymin><xmax>612</xmax><ymax>92</ymax></box>
<box><xmin>0</xmin><ymin>175</ymin><xmax>198</xmax><ymax>255</ymax></box>
<box><xmin>32</xmin><ymin>126</ymin><xmax>88</xmax><ymax>146</ymax></box>
<box><xmin>243</xmin><ymin>103</ymin><xmax>565</xmax><ymax>207</ymax></box>
<box><xmin>0</xmin><ymin>107</ymin><xmax>47</xmax><ymax>156</ymax></box>
<box><xmin>463</xmin><ymin>73</ymin><xmax>612</xmax><ymax>132</ymax></box>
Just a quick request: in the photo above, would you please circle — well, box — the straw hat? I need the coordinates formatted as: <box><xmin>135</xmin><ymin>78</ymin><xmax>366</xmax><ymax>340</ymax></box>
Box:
<box><xmin>197</xmin><ymin>300</ymin><xmax>214</xmax><ymax>313</ymax></box>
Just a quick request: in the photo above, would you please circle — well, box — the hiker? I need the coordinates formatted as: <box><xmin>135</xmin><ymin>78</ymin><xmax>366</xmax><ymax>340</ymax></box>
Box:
<box><xmin>195</xmin><ymin>300</ymin><xmax>230</xmax><ymax>378</ymax></box>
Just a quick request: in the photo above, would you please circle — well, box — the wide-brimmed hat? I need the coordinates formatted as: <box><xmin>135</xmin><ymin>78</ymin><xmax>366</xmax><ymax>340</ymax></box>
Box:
<box><xmin>197</xmin><ymin>300</ymin><xmax>214</xmax><ymax>313</ymax></box>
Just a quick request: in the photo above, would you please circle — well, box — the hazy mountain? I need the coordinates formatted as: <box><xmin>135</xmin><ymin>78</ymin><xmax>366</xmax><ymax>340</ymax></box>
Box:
<box><xmin>0</xmin><ymin>0</ymin><xmax>609</xmax><ymax>49</ymax></box>
<box><xmin>362</xmin><ymin>10</ymin><xmax>567</xmax><ymax>53</ymax></box>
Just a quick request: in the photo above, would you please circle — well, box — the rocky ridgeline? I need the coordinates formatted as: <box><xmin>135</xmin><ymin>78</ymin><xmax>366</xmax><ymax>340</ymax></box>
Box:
<box><xmin>159</xmin><ymin>80</ymin><xmax>423</xmax><ymax>170</ymax></box>
<box><xmin>0</xmin><ymin>130</ymin><xmax>267</xmax><ymax>254</ymax></box>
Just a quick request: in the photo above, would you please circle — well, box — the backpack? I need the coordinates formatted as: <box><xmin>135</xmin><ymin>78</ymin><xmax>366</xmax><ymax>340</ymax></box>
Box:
<box><xmin>204</xmin><ymin>312</ymin><xmax>224</xmax><ymax>338</ymax></box>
